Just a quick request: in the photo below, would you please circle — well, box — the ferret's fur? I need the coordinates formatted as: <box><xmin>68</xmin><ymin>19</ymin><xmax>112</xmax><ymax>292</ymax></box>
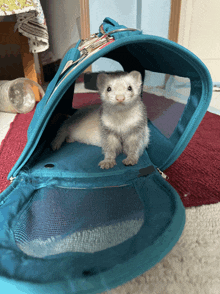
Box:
<box><xmin>51</xmin><ymin>71</ymin><xmax>150</xmax><ymax>169</ymax></box>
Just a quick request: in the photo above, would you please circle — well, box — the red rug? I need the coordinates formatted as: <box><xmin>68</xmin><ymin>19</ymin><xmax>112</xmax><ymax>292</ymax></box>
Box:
<box><xmin>0</xmin><ymin>93</ymin><xmax>220</xmax><ymax>208</ymax></box>
<box><xmin>166</xmin><ymin>110</ymin><xmax>220</xmax><ymax>207</ymax></box>
<box><xmin>0</xmin><ymin>108</ymin><xmax>35</xmax><ymax>193</ymax></box>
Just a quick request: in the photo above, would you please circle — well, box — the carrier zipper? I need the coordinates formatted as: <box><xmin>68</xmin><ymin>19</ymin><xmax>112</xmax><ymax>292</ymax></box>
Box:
<box><xmin>137</xmin><ymin>166</ymin><xmax>169</xmax><ymax>180</ymax></box>
<box><xmin>157</xmin><ymin>168</ymin><xmax>169</xmax><ymax>180</ymax></box>
<box><xmin>9</xmin><ymin>169</ymin><xmax>168</xmax><ymax>185</ymax></box>
<box><xmin>56</xmin><ymin>184</ymin><xmax>129</xmax><ymax>190</ymax></box>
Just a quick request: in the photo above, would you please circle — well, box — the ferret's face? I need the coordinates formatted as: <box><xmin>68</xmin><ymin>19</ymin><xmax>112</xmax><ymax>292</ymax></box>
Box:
<box><xmin>96</xmin><ymin>71</ymin><xmax>142</xmax><ymax>107</ymax></box>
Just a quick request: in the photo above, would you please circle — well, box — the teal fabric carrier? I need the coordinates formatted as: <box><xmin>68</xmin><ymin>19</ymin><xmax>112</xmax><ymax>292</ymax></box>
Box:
<box><xmin>0</xmin><ymin>18</ymin><xmax>212</xmax><ymax>294</ymax></box>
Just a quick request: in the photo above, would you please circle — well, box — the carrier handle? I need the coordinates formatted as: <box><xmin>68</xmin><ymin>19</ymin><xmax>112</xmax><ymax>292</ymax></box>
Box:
<box><xmin>106</xmin><ymin>28</ymin><xmax>142</xmax><ymax>36</ymax></box>
<box><xmin>47</xmin><ymin>28</ymin><xmax>142</xmax><ymax>104</ymax></box>
<box><xmin>62</xmin><ymin>28</ymin><xmax>141</xmax><ymax>74</ymax></box>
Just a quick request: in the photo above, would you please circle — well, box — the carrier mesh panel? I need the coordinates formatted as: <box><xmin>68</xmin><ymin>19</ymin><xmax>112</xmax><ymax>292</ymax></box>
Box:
<box><xmin>13</xmin><ymin>185</ymin><xmax>144</xmax><ymax>257</ymax></box>
<box><xmin>143</xmin><ymin>74</ymin><xmax>191</xmax><ymax>138</ymax></box>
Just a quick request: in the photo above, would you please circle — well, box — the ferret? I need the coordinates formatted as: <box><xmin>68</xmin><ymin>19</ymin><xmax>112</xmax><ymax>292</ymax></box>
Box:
<box><xmin>51</xmin><ymin>71</ymin><xmax>150</xmax><ymax>169</ymax></box>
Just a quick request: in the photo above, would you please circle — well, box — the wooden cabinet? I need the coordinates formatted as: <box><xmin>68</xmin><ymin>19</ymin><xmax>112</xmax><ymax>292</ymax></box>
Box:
<box><xmin>0</xmin><ymin>22</ymin><xmax>43</xmax><ymax>101</ymax></box>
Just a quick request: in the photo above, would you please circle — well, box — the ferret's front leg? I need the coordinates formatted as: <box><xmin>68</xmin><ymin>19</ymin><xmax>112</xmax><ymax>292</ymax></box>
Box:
<box><xmin>122</xmin><ymin>133</ymin><xmax>143</xmax><ymax>166</ymax></box>
<box><xmin>99</xmin><ymin>133</ymin><xmax>122</xmax><ymax>169</ymax></box>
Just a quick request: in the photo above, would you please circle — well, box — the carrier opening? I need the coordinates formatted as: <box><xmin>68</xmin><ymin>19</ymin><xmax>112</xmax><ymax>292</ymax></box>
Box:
<box><xmin>35</xmin><ymin>41</ymin><xmax>195</xmax><ymax>171</ymax></box>
<box><xmin>8</xmin><ymin>35</ymin><xmax>212</xmax><ymax>180</ymax></box>
<box><xmin>30</xmin><ymin>68</ymin><xmax>191</xmax><ymax>175</ymax></box>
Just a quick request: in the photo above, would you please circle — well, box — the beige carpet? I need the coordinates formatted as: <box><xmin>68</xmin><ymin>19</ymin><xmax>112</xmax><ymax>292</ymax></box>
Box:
<box><xmin>102</xmin><ymin>202</ymin><xmax>220</xmax><ymax>294</ymax></box>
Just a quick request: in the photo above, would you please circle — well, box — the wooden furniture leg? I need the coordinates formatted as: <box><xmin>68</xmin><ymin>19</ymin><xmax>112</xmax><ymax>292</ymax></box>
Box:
<box><xmin>80</xmin><ymin>0</ymin><xmax>92</xmax><ymax>72</ymax></box>
<box><xmin>0</xmin><ymin>22</ymin><xmax>42</xmax><ymax>101</ymax></box>
<box><xmin>19</xmin><ymin>34</ymin><xmax>41</xmax><ymax>101</ymax></box>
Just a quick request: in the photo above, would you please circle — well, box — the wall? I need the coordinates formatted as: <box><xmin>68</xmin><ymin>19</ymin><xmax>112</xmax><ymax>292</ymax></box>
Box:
<box><xmin>178</xmin><ymin>0</ymin><xmax>220</xmax><ymax>82</ymax></box>
<box><xmin>140</xmin><ymin>0</ymin><xmax>171</xmax><ymax>87</ymax></box>
<box><xmin>89</xmin><ymin>0</ymin><xmax>137</xmax><ymax>73</ymax></box>
<box><xmin>41</xmin><ymin>0</ymin><xmax>171</xmax><ymax>63</ymax></box>
<box><xmin>89</xmin><ymin>0</ymin><xmax>171</xmax><ymax>87</ymax></box>
<box><xmin>140</xmin><ymin>0</ymin><xmax>171</xmax><ymax>37</ymax></box>
<box><xmin>41</xmin><ymin>0</ymin><xmax>81</xmax><ymax>61</ymax></box>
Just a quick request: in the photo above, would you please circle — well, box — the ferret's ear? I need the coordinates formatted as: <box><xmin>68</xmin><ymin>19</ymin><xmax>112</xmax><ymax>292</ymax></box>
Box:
<box><xmin>97</xmin><ymin>73</ymin><xmax>108</xmax><ymax>91</ymax></box>
<box><xmin>129</xmin><ymin>71</ymin><xmax>142</xmax><ymax>85</ymax></box>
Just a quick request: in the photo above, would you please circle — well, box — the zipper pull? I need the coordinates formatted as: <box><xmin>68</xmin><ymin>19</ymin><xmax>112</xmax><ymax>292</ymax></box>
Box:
<box><xmin>157</xmin><ymin>168</ymin><xmax>169</xmax><ymax>180</ymax></box>
<box><xmin>60</xmin><ymin>60</ymin><xmax>75</xmax><ymax>75</ymax></box>
<box><xmin>10</xmin><ymin>176</ymin><xmax>16</xmax><ymax>183</ymax></box>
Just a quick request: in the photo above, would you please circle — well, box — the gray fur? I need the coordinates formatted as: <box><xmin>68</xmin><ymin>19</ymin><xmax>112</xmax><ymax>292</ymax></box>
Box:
<box><xmin>97</xmin><ymin>71</ymin><xmax>150</xmax><ymax>169</ymax></box>
<box><xmin>51</xmin><ymin>71</ymin><xmax>150</xmax><ymax>169</ymax></box>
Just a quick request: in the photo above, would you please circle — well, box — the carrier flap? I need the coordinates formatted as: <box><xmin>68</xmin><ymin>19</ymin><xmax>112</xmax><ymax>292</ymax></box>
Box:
<box><xmin>0</xmin><ymin>147</ymin><xmax>185</xmax><ymax>293</ymax></box>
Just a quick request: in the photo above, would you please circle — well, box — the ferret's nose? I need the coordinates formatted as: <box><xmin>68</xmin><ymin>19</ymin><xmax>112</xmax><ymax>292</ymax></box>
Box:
<box><xmin>116</xmin><ymin>95</ymin><xmax>125</xmax><ymax>102</ymax></box>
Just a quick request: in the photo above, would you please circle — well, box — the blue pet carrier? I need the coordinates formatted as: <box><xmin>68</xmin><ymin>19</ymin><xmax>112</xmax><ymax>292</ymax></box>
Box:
<box><xmin>0</xmin><ymin>18</ymin><xmax>212</xmax><ymax>293</ymax></box>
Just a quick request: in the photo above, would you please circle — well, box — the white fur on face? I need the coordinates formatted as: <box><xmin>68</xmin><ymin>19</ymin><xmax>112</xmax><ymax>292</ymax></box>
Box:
<box><xmin>97</xmin><ymin>71</ymin><xmax>142</xmax><ymax>106</ymax></box>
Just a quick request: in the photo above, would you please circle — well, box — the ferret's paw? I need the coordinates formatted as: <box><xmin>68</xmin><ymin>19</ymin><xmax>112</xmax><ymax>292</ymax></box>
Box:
<box><xmin>122</xmin><ymin>157</ymin><xmax>138</xmax><ymax>166</ymax></box>
<box><xmin>98</xmin><ymin>159</ymin><xmax>116</xmax><ymax>169</ymax></box>
<box><xmin>51</xmin><ymin>139</ymin><xmax>62</xmax><ymax>151</ymax></box>
<box><xmin>66</xmin><ymin>137</ymin><xmax>74</xmax><ymax>143</ymax></box>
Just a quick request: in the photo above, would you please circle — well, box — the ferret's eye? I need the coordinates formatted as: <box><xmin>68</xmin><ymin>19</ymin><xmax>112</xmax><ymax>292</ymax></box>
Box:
<box><xmin>107</xmin><ymin>87</ymin><xmax>111</xmax><ymax>92</ymax></box>
<box><xmin>128</xmin><ymin>86</ymin><xmax>132</xmax><ymax>91</ymax></box>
